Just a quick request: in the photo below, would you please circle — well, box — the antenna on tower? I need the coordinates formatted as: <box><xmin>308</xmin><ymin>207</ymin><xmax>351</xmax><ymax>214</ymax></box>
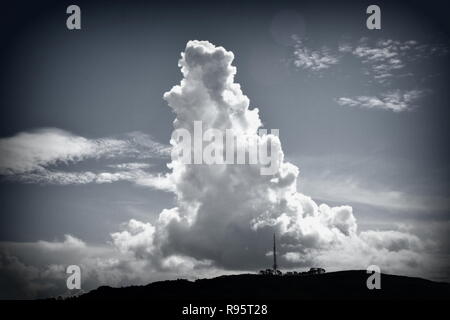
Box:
<box><xmin>273</xmin><ymin>233</ymin><xmax>277</xmax><ymax>271</ymax></box>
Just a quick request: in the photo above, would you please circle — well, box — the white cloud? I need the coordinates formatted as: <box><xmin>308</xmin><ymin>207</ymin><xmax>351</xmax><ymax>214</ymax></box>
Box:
<box><xmin>108</xmin><ymin>162</ymin><xmax>152</xmax><ymax>170</ymax></box>
<box><xmin>292</xmin><ymin>154</ymin><xmax>450</xmax><ymax>213</ymax></box>
<box><xmin>111</xmin><ymin>219</ymin><xmax>156</xmax><ymax>258</ymax></box>
<box><xmin>5</xmin><ymin>167</ymin><xmax>174</xmax><ymax>191</ymax></box>
<box><xmin>360</xmin><ymin>230</ymin><xmax>424</xmax><ymax>252</ymax></box>
<box><xmin>349</xmin><ymin>39</ymin><xmax>405</xmax><ymax>85</ymax></box>
<box><xmin>300</xmin><ymin>174</ymin><xmax>450</xmax><ymax>212</ymax></box>
<box><xmin>133</xmin><ymin>173</ymin><xmax>175</xmax><ymax>192</ymax></box>
<box><xmin>290</xmin><ymin>36</ymin><xmax>446</xmax><ymax>112</ymax></box>
<box><xmin>1</xmin><ymin>40</ymin><xmax>446</xmax><ymax>299</ymax></box>
<box><xmin>0</xmin><ymin>129</ymin><xmax>170</xmax><ymax>174</ymax></box>
<box><xmin>0</xmin><ymin>128</ymin><xmax>102</xmax><ymax>174</ymax></box>
<box><xmin>335</xmin><ymin>89</ymin><xmax>424</xmax><ymax>112</ymax></box>
<box><xmin>290</xmin><ymin>36</ymin><xmax>447</xmax><ymax>84</ymax></box>
<box><xmin>0</xmin><ymin>235</ymin><xmax>113</xmax><ymax>299</ymax></box>
<box><xmin>37</xmin><ymin>235</ymin><xmax>86</xmax><ymax>251</ymax></box>
<box><xmin>291</xmin><ymin>37</ymin><xmax>436</xmax><ymax>79</ymax></box>
<box><xmin>0</xmin><ymin>234</ymin><xmax>224</xmax><ymax>299</ymax></box>
<box><xmin>292</xmin><ymin>39</ymin><xmax>339</xmax><ymax>72</ymax></box>
<box><xmin>160</xmin><ymin>255</ymin><xmax>213</xmax><ymax>273</ymax></box>
<box><xmin>0</xmin><ymin>129</ymin><xmax>172</xmax><ymax>189</ymax></box>
<box><xmin>340</xmin><ymin>38</ymin><xmax>446</xmax><ymax>85</ymax></box>
<box><xmin>111</xmin><ymin>40</ymin><xmax>434</xmax><ymax>279</ymax></box>
<box><xmin>12</xmin><ymin>169</ymin><xmax>98</xmax><ymax>185</ymax></box>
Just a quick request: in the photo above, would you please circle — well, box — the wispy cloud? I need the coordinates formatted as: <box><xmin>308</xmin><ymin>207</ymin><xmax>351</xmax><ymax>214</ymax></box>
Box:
<box><xmin>345</xmin><ymin>39</ymin><xmax>408</xmax><ymax>84</ymax></box>
<box><xmin>0</xmin><ymin>234</ymin><xmax>221</xmax><ymax>299</ymax></box>
<box><xmin>9</xmin><ymin>168</ymin><xmax>174</xmax><ymax>191</ymax></box>
<box><xmin>289</xmin><ymin>36</ymin><xmax>446</xmax><ymax>112</ymax></box>
<box><xmin>292</xmin><ymin>38</ymin><xmax>339</xmax><ymax>72</ymax></box>
<box><xmin>293</xmin><ymin>154</ymin><xmax>450</xmax><ymax>213</ymax></box>
<box><xmin>342</xmin><ymin>38</ymin><xmax>447</xmax><ymax>85</ymax></box>
<box><xmin>335</xmin><ymin>89</ymin><xmax>425</xmax><ymax>112</ymax></box>
<box><xmin>291</xmin><ymin>36</ymin><xmax>447</xmax><ymax>81</ymax></box>
<box><xmin>0</xmin><ymin>128</ymin><xmax>172</xmax><ymax>190</ymax></box>
<box><xmin>301</xmin><ymin>174</ymin><xmax>450</xmax><ymax>213</ymax></box>
<box><xmin>1</xmin><ymin>40</ymin><xmax>448</xmax><ymax>299</ymax></box>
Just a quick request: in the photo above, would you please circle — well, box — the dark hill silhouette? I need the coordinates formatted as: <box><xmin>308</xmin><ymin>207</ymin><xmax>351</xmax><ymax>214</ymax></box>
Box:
<box><xmin>69</xmin><ymin>270</ymin><xmax>450</xmax><ymax>301</ymax></box>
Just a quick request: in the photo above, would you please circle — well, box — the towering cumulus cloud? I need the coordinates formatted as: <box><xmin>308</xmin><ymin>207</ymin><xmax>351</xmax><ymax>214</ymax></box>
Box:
<box><xmin>113</xmin><ymin>41</ymin><xmax>428</xmax><ymax>275</ymax></box>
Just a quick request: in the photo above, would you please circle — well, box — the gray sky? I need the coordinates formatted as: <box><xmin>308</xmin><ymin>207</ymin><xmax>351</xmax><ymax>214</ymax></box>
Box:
<box><xmin>0</xmin><ymin>0</ymin><xmax>449</xmax><ymax>298</ymax></box>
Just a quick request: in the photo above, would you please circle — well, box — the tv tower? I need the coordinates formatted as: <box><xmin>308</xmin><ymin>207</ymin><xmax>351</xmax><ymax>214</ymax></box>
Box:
<box><xmin>273</xmin><ymin>233</ymin><xmax>277</xmax><ymax>271</ymax></box>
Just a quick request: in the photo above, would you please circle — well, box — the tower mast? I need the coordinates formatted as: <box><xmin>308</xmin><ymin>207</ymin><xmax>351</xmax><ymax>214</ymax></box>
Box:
<box><xmin>273</xmin><ymin>233</ymin><xmax>277</xmax><ymax>271</ymax></box>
